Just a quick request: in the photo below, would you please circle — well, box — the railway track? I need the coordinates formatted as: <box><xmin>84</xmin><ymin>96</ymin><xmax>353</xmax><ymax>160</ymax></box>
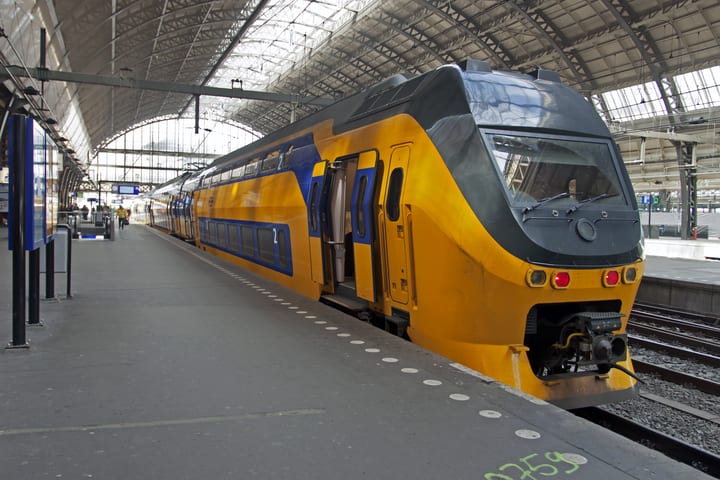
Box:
<box><xmin>573</xmin><ymin>407</ymin><xmax>720</xmax><ymax>478</ymax></box>
<box><xmin>633</xmin><ymin>302</ymin><xmax>720</xmax><ymax>327</ymax></box>
<box><xmin>627</xmin><ymin>320</ymin><xmax>720</xmax><ymax>356</ymax></box>
<box><xmin>632</xmin><ymin>359</ymin><xmax>720</xmax><ymax>395</ymax></box>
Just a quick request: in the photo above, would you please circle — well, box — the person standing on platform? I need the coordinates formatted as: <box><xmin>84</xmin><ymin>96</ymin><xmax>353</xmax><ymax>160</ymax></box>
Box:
<box><xmin>117</xmin><ymin>205</ymin><xmax>128</xmax><ymax>230</ymax></box>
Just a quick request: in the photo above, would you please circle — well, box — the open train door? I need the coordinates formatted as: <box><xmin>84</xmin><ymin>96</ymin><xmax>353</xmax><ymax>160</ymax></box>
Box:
<box><xmin>351</xmin><ymin>151</ymin><xmax>380</xmax><ymax>302</ymax></box>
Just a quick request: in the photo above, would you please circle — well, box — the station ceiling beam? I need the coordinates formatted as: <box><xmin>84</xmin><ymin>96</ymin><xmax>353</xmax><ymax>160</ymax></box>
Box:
<box><xmin>1</xmin><ymin>66</ymin><xmax>334</xmax><ymax>106</ymax></box>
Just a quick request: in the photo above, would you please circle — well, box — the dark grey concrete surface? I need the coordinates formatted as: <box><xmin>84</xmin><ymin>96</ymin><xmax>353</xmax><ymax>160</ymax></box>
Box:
<box><xmin>0</xmin><ymin>225</ymin><xmax>712</xmax><ymax>479</ymax></box>
<box><xmin>638</xmin><ymin>256</ymin><xmax>720</xmax><ymax>315</ymax></box>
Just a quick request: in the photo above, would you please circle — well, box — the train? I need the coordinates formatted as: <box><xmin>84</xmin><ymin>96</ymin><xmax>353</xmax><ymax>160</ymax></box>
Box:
<box><xmin>148</xmin><ymin>60</ymin><xmax>645</xmax><ymax>409</ymax></box>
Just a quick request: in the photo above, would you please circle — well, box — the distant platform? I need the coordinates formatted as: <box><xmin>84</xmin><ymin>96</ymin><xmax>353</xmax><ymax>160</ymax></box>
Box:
<box><xmin>645</xmin><ymin>237</ymin><xmax>720</xmax><ymax>261</ymax></box>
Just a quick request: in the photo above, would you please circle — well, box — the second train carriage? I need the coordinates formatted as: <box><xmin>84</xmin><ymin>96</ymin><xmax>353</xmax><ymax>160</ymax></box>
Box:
<box><xmin>150</xmin><ymin>61</ymin><xmax>645</xmax><ymax>408</ymax></box>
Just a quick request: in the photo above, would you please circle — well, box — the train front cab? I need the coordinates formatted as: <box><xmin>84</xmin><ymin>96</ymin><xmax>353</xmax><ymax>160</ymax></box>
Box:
<box><xmin>308</xmin><ymin>118</ymin><xmax>642</xmax><ymax>408</ymax></box>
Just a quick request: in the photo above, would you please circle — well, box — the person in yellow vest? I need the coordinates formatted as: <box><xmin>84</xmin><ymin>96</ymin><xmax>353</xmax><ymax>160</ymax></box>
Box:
<box><xmin>117</xmin><ymin>205</ymin><xmax>128</xmax><ymax>230</ymax></box>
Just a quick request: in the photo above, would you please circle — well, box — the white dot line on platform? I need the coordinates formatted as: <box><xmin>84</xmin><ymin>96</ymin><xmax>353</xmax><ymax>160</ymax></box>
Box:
<box><xmin>364</xmin><ymin>348</ymin><xmax>380</xmax><ymax>353</ymax></box>
<box><xmin>401</xmin><ymin>368</ymin><xmax>419</xmax><ymax>374</ymax></box>
<box><xmin>449</xmin><ymin>393</ymin><xmax>470</xmax><ymax>401</ymax></box>
<box><xmin>479</xmin><ymin>410</ymin><xmax>502</xmax><ymax>419</ymax></box>
<box><xmin>561</xmin><ymin>453</ymin><xmax>588</xmax><ymax>465</ymax></box>
<box><xmin>350</xmin><ymin>340</ymin><xmax>365</xmax><ymax>345</ymax></box>
<box><xmin>423</xmin><ymin>379</ymin><xmax>442</xmax><ymax>386</ymax></box>
<box><xmin>268</xmin><ymin>295</ymin><xmax>277</xmax><ymax>298</ymax></box>
<box><xmin>296</xmin><ymin>311</ymin><xmax>307</xmax><ymax>314</ymax></box>
<box><xmin>305</xmin><ymin>315</ymin><xmax>317</xmax><ymax>319</ymax></box>
<box><xmin>337</xmin><ymin>333</ymin><xmax>351</xmax><ymax>337</ymax></box>
<box><xmin>281</xmin><ymin>303</ymin><xmax>291</xmax><ymax>306</ymax></box>
<box><xmin>515</xmin><ymin>429</ymin><xmax>541</xmax><ymax>440</ymax></box>
<box><xmin>288</xmin><ymin>306</ymin><xmax>299</xmax><ymax>310</ymax></box>
<box><xmin>325</xmin><ymin>327</ymin><xmax>338</xmax><ymax>331</ymax></box>
<box><xmin>274</xmin><ymin>299</ymin><xmax>284</xmax><ymax>302</ymax></box>
<box><xmin>381</xmin><ymin>357</ymin><xmax>398</xmax><ymax>363</ymax></box>
<box><xmin>314</xmin><ymin>320</ymin><xmax>327</xmax><ymax>324</ymax></box>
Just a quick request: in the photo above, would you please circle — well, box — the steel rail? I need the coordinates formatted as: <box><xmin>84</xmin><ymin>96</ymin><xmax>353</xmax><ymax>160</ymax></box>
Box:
<box><xmin>633</xmin><ymin>302</ymin><xmax>720</xmax><ymax>326</ymax></box>
<box><xmin>631</xmin><ymin>309</ymin><xmax>720</xmax><ymax>338</ymax></box>
<box><xmin>628</xmin><ymin>322</ymin><xmax>720</xmax><ymax>356</ymax></box>
<box><xmin>573</xmin><ymin>407</ymin><xmax>720</xmax><ymax>478</ymax></box>
<box><xmin>632</xmin><ymin>359</ymin><xmax>720</xmax><ymax>395</ymax></box>
<box><xmin>628</xmin><ymin>336</ymin><xmax>720</xmax><ymax>368</ymax></box>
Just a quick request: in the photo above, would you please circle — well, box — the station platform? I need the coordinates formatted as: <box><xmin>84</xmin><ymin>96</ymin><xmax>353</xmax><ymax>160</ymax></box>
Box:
<box><xmin>638</xmin><ymin>239</ymin><xmax>720</xmax><ymax>315</ymax></box>
<box><xmin>0</xmin><ymin>225</ymin><xmax>711</xmax><ymax>479</ymax></box>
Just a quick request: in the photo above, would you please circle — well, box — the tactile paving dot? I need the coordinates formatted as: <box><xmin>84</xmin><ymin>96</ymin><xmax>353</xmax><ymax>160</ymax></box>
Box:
<box><xmin>364</xmin><ymin>348</ymin><xmax>380</xmax><ymax>353</ymax></box>
<box><xmin>423</xmin><ymin>379</ymin><xmax>442</xmax><ymax>386</ymax></box>
<box><xmin>401</xmin><ymin>368</ymin><xmax>419</xmax><ymax>374</ymax></box>
<box><xmin>560</xmin><ymin>453</ymin><xmax>588</xmax><ymax>465</ymax></box>
<box><xmin>381</xmin><ymin>357</ymin><xmax>399</xmax><ymax>363</ymax></box>
<box><xmin>449</xmin><ymin>393</ymin><xmax>470</xmax><ymax>401</ymax></box>
<box><xmin>478</xmin><ymin>410</ymin><xmax>502</xmax><ymax>419</ymax></box>
<box><xmin>515</xmin><ymin>429</ymin><xmax>541</xmax><ymax>440</ymax></box>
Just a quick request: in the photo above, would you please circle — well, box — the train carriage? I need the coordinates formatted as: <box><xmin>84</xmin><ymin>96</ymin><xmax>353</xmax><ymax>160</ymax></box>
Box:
<box><xmin>151</xmin><ymin>60</ymin><xmax>644</xmax><ymax>408</ymax></box>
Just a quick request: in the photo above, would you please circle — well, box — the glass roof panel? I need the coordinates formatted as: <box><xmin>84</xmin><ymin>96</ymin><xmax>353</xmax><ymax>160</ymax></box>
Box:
<box><xmin>205</xmin><ymin>0</ymin><xmax>370</xmax><ymax>120</ymax></box>
<box><xmin>601</xmin><ymin>81</ymin><xmax>668</xmax><ymax>122</ymax></box>
<box><xmin>674</xmin><ymin>66</ymin><xmax>720</xmax><ymax>111</ymax></box>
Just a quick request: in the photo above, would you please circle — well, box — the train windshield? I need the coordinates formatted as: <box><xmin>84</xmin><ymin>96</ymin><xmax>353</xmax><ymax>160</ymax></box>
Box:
<box><xmin>484</xmin><ymin>131</ymin><xmax>627</xmax><ymax>208</ymax></box>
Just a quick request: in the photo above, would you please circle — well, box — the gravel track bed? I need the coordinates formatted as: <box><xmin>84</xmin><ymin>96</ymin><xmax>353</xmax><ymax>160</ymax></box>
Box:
<box><xmin>598</xmin><ymin>345</ymin><xmax>720</xmax><ymax>456</ymax></box>
<box><xmin>631</xmin><ymin>345</ymin><xmax>720</xmax><ymax>382</ymax></box>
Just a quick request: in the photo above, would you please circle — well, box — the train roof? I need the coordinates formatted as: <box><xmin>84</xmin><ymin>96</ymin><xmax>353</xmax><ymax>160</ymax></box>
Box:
<box><xmin>160</xmin><ymin>61</ymin><xmax>609</xmax><ymax>185</ymax></box>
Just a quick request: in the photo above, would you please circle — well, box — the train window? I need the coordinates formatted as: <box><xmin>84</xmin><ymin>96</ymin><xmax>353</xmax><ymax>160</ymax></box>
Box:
<box><xmin>228</xmin><ymin>224</ymin><xmax>240</xmax><ymax>252</ymax></box>
<box><xmin>209</xmin><ymin>222</ymin><xmax>218</xmax><ymax>244</ymax></box>
<box><xmin>241</xmin><ymin>226</ymin><xmax>255</xmax><ymax>257</ymax></box>
<box><xmin>221</xmin><ymin>170</ymin><xmax>231</xmax><ymax>182</ymax></box>
<box><xmin>277</xmin><ymin>229</ymin><xmax>289</xmax><ymax>268</ymax></box>
<box><xmin>232</xmin><ymin>166</ymin><xmax>245</xmax><ymax>178</ymax></box>
<box><xmin>245</xmin><ymin>159</ymin><xmax>260</xmax><ymax>177</ymax></box>
<box><xmin>261</xmin><ymin>151</ymin><xmax>280</xmax><ymax>172</ymax></box>
<box><xmin>356</xmin><ymin>175</ymin><xmax>368</xmax><ymax>237</ymax></box>
<box><xmin>257</xmin><ymin>228</ymin><xmax>275</xmax><ymax>263</ymax></box>
<box><xmin>199</xmin><ymin>219</ymin><xmax>208</xmax><ymax>242</ymax></box>
<box><xmin>279</xmin><ymin>146</ymin><xmax>293</xmax><ymax>169</ymax></box>
<box><xmin>486</xmin><ymin>132</ymin><xmax>627</xmax><ymax>207</ymax></box>
<box><xmin>309</xmin><ymin>182</ymin><xmax>319</xmax><ymax>232</ymax></box>
<box><xmin>386</xmin><ymin>168</ymin><xmax>404</xmax><ymax>221</ymax></box>
<box><xmin>217</xmin><ymin>223</ymin><xmax>227</xmax><ymax>248</ymax></box>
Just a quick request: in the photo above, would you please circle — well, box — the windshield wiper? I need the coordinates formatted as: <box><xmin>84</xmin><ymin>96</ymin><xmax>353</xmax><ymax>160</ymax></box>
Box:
<box><xmin>522</xmin><ymin>192</ymin><xmax>570</xmax><ymax>214</ymax></box>
<box><xmin>566</xmin><ymin>193</ymin><xmax>618</xmax><ymax>214</ymax></box>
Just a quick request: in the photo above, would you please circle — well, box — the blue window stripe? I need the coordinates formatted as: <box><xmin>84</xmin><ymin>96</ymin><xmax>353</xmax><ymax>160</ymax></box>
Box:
<box><xmin>199</xmin><ymin>217</ymin><xmax>293</xmax><ymax>276</ymax></box>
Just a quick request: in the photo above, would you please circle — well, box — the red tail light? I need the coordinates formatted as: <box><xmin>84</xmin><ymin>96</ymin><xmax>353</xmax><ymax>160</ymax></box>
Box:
<box><xmin>552</xmin><ymin>271</ymin><xmax>570</xmax><ymax>289</ymax></box>
<box><xmin>604</xmin><ymin>270</ymin><xmax>620</xmax><ymax>287</ymax></box>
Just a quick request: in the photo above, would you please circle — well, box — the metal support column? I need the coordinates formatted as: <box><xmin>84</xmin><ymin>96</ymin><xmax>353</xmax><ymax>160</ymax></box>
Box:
<box><xmin>8</xmin><ymin>114</ymin><xmax>28</xmax><ymax>348</ymax></box>
<box><xmin>674</xmin><ymin>141</ymin><xmax>697</xmax><ymax>240</ymax></box>
<box><xmin>28</xmin><ymin>248</ymin><xmax>42</xmax><ymax>326</ymax></box>
<box><xmin>45</xmin><ymin>239</ymin><xmax>55</xmax><ymax>298</ymax></box>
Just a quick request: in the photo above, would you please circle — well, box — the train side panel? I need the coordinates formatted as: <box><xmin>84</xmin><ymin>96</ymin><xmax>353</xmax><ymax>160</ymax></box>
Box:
<box><xmin>195</xmin><ymin>170</ymin><xmax>321</xmax><ymax>299</ymax></box>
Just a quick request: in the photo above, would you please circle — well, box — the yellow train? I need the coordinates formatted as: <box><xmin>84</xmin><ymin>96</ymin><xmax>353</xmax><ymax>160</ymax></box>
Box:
<box><xmin>150</xmin><ymin>60</ymin><xmax>644</xmax><ymax>409</ymax></box>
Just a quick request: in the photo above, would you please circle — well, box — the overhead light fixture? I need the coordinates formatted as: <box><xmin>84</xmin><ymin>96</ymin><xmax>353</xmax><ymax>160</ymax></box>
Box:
<box><xmin>45</xmin><ymin>118</ymin><xmax>57</xmax><ymax>125</ymax></box>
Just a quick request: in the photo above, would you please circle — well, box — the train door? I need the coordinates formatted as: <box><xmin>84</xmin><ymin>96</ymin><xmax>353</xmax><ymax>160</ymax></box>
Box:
<box><xmin>326</xmin><ymin>157</ymin><xmax>357</xmax><ymax>286</ymax></box>
<box><xmin>309</xmin><ymin>152</ymin><xmax>380</xmax><ymax>301</ymax></box>
<box><xmin>350</xmin><ymin>151</ymin><xmax>379</xmax><ymax>301</ymax></box>
<box><xmin>307</xmin><ymin>162</ymin><xmax>328</xmax><ymax>285</ymax></box>
<box><xmin>381</xmin><ymin>146</ymin><xmax>410</xmax><ymax>305</ymax></box>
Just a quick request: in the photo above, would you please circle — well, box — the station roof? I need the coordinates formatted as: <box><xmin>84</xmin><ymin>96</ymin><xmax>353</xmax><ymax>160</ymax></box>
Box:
<box><xmin>2</xmin><ymin>0</ymin><xmax>720</xmax><ymax>191</ymax></box>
